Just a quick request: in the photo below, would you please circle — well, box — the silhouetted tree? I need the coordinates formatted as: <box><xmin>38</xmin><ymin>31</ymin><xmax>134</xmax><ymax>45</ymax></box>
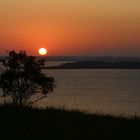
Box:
<box><xmin>0</xmin><ymin>50</ymin><xmax>55</xmax><ymax>106</ymax></box>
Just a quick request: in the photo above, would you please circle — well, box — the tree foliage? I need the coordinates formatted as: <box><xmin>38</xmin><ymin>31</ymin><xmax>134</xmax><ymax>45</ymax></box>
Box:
<box><xmin>0</xmin><ymin>50</ymin><xmax>55</xmax><ymax>106</ymax></box>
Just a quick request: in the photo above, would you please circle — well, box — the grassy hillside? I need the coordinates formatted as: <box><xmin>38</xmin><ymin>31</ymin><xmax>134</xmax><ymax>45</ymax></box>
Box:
<box><xmin>0</xmin><ymin>105</ymin><xmax>140</xmax><ymax>140</ymax></box>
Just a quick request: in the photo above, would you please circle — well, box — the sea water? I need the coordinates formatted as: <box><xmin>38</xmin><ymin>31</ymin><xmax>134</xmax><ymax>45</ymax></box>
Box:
<box><xmin>40</xmin><ymin>69</ymin><xmax>140</xmax><ymax>116</ymax></box>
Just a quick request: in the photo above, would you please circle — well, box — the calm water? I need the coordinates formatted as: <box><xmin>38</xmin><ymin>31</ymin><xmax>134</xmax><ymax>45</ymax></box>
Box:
<box><xmin>1</xmin><ymin>69</ymin><xmax>140</xmax><ymax>116</ymax></box>
<box><xmin>38</xmin><ymin>69</ymin><xmax>140</xmax><ymax>116</ymax></box>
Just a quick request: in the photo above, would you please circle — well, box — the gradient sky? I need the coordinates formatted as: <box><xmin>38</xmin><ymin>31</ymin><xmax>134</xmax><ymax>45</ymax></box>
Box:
<box><xmin>0</xmin><ymin>0</ymin><xmax>140</xmax><ymax>56</ymax></box>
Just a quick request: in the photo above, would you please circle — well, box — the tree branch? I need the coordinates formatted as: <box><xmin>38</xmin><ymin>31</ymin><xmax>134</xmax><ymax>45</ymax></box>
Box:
<box><xmin>27</xmin><ymin>95</ymin><xmax>47</xmax><ymax>106</ymax></box>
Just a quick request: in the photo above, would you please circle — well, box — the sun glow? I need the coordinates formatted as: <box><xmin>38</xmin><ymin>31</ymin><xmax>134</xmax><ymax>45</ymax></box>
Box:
<box><xmin>39</xmin><ymin>48</ymin><xmax>47</xmax><ymax>56</ymax></box>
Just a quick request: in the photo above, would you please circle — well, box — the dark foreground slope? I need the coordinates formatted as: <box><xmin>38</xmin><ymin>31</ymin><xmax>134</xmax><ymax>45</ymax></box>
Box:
<box><xmin>0</xmin><ymin>105</ymin><xmax>140</xmax><ymax>140</ymax></box>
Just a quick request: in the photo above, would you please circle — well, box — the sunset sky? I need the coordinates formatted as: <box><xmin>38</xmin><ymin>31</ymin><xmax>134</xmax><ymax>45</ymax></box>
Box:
<box><xmin>0</xmin><ymin>0</ymin><xmax>140</xmax><ymax>56</ymax></box>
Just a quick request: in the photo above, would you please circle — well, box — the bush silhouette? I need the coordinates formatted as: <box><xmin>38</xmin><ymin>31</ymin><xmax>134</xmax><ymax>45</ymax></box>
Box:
<box><xmin>0</xmin><ymin>50</ymin><xmax>55</xmax><ymax>106</ymax></box>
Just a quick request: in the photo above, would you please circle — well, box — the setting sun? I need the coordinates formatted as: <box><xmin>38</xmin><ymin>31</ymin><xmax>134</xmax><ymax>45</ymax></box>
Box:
<box><xmin>38</xmin><ymin>48</ymin><xmax>47</xmax><ymax>56</ymax></box>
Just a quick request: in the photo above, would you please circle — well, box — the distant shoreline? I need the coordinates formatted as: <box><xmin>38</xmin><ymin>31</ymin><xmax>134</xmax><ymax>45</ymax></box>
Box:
<box><xmin>45</xmin><ymin>61</ymin><xmax>140</xmax><ymax>69</ymax></box>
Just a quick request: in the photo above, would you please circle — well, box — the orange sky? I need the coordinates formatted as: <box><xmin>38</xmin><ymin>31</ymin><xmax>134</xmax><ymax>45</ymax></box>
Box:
<box><xmin>0</xmin><ymin>0</ymin><xmax>140</xmax><ymax>56</ymax></box>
